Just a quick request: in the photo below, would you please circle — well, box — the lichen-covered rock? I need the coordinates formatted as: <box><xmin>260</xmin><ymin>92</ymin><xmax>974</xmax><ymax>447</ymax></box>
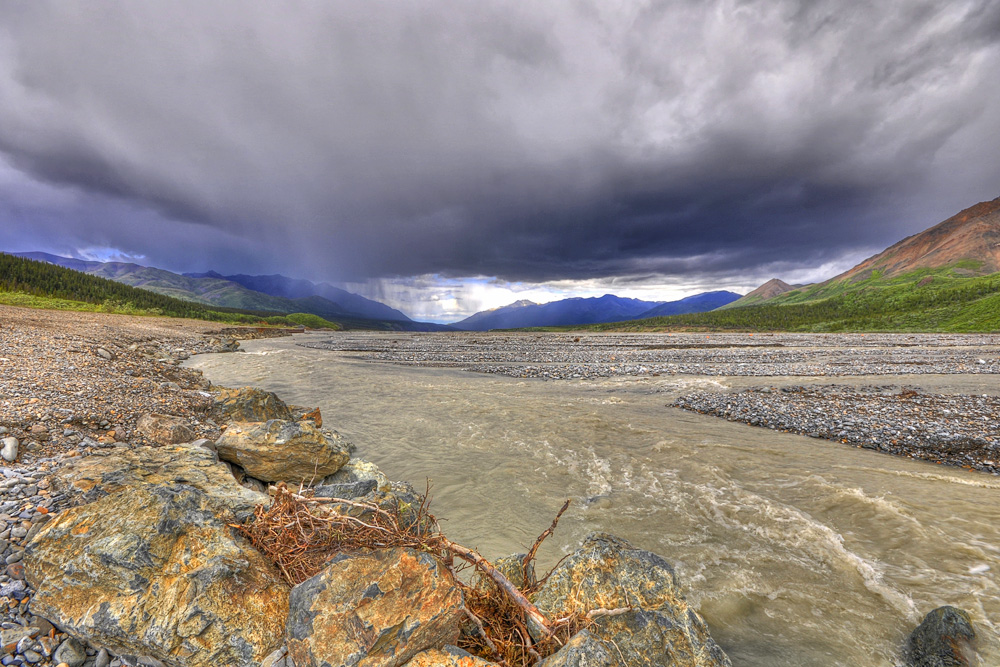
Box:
<box><xmin>215</xmin><ymin>419</ymin><xmax>351</xmax><ymax>484</ymax></box>
<box><xmin>24</xmin><ymin>484</ymin><xmax>289</xmax><ymax>667</ymax></box>
<box><xmin>531</xmin><ymin>533</ymin><xmax>682</xmax><ymax>617</ymax></box>
<box><xmin>214</xmin><ymin>387</ymin><xmax>292</xmax><ymax>422</ymax></box>
<box><xmin>531</xmin><ymin>533</ymin><xmax>730</xmax><ymax>667</ymax></box>
<box><xmin>51</xmin><ymin>442</ymin><xmax>265</xmax><ymax>521</ymax></box>
<box><xmin>906</xmin><ymin>606</ymin><xmax>978</xmax><ymax>667</ymax></box>
<box><xmin>402</xmin><ymin>646</ymin><xmax>497</xmax><ymax>667</ymax></box>
<box><xmin>287</xmin><ymin>548</ymin><xmax>465</xmax><ymax>667</ymax></box>
<box><xmin>136</xmin><ymin>413</ymin><xmax>197</xmax><ymax>445</ymax></box>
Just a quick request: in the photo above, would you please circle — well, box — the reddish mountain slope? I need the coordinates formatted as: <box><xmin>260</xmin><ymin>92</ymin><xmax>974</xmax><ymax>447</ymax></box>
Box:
<box><xmin>837</xmin><ymin>196</ymin><xmax>1000</xmax><ymax>282</ymax></box>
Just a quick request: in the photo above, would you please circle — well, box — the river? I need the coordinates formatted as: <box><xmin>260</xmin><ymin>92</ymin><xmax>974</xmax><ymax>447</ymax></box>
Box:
<box><xmin>188</xmin><ymin>333</ymin><xmax>999</xmax><ymax>666</ymax></box>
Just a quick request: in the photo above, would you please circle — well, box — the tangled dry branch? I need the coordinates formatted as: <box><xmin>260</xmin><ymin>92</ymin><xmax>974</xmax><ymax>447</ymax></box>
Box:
<box><xmin>234</xmin><ymin>484</ymin><xmax>588</xmax><ymax>666</ymax></box>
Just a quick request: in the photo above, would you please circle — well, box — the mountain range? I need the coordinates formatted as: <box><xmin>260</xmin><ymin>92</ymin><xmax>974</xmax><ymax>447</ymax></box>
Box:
<box><xmin>451</xmin><ymin>291</ymin><xmax>741</xmax><ymax>330</ymax></box>
<box><xmin>184</xmin><ymin>271</ymin><xmax>410</xmax><ymax>321</ymax></box>
<box><xmin>12</xmin><ymin>252</ymin><xmax>449</xmax><ymax>331</ymax></box>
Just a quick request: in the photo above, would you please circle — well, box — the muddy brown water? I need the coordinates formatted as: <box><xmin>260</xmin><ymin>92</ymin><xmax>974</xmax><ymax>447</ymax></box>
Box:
<box><xmin>189</xmin><ymin>333</ymin><xmax>1000</xmax><ymax>666</ymax></box>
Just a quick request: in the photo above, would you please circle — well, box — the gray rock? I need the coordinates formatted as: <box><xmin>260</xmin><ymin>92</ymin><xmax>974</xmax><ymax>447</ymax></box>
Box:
<box><xmin>540</xmin><ymin>610</ymin><xmax>732</xmax><ymax>667</ymax></box>
<box><xmin>95</xmin><ymin>648</ymin><xmax>111</xmax><ymax>667</ymax></box>
<box><xmin>906</xmin><ymin>605</ymin><xmax>978</xmax><ymax>667</ymax></box>
<box><xmin>320</xmin><ymin>459</ymin><xmax>391</xmax><ymax>494</ymax></box>
<box><xmin>53</xmin><ymin>636</ymin><xmax>87</xmax><ymax>667</ymax></box>
<box><xmin>312</xmin><ymin>479</ymin><xmax>376</xmax><ymax>500</ymax></box>
<box><xmin>260</xmin><ymin>647</ymin><xmax>288</xmax><ymax>667</ymax></box>
<box><xmin>0</xmin><ymin>438</ymin><xmax>17</xmax><ymax>463</ymax></box>
<box><xmin>135</xmin><ymin>413</ymin><xmax>196</xmax><ymax>445</ymax></box>
<box><xmin>49</xmin><ymin>441</ymin><xmax>265</xmax><ymax>522</ymax></box>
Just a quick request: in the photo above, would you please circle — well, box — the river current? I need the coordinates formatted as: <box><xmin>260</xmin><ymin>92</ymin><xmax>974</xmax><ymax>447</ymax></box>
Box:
<box><xmin>188</xmin><ymin>333</ymin><xmax>999</xmax><ymax>666</ymax></box>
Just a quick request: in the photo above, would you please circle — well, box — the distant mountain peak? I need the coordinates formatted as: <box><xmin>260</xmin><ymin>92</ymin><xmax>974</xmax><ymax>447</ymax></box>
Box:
<box><xmin>184</xmin><ymin>269</ymin><xmax>226</xmax><ymax>279</ymax></box>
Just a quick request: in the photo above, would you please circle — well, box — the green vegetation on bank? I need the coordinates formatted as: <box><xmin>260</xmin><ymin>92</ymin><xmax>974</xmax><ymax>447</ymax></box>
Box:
<box><xmin>580</xmin><ymin>266</ymin><xmax>1000</xmax><ymax>333</ymax></box>
<box><xmin>0</xmin><ymin>253</ymin><xmax>341</xmax><ymax>328</ymax></box>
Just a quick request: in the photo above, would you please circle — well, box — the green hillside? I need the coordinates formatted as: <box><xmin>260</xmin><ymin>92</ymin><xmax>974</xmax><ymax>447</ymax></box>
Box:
<box><xmin>0</xmin><ymin>253</ymin><xmax>341</xmax><ymax>328</ymax></box>
<box><xmin>583</xmin><ymin>265</ymin><xmax>1000</xmax><ymax>333</ymax></box>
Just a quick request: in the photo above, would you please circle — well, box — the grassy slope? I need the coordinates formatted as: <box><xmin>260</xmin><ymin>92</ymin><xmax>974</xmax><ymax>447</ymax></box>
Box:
<box><xmin>580</xmin><ymin>265</ymin><xmax>1000</xmax><ymax>333</ymax></box>
<box><xmin>0</xmin><ymin>253</ymin><xmax>342</xmax><ymax>328</ymax></box>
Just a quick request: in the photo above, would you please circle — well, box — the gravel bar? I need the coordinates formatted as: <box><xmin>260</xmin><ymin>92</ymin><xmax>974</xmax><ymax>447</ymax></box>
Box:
<box><xmin>673</xmin><ymin>385</ymin><xmax>1000</xmax><ymax>474</ymax></box>
<box><xmin>303</xmin><ymin>331</ymin><xmax>1000</xmax><ymax>380</ymax></box>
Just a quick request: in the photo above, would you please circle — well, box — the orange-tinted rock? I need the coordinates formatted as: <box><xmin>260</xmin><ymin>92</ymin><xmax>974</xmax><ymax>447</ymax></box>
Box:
<box><xmin>214</xmin><ymin>387</ymin><xmax>292</xmax><ymax>423</ymax></box>
<box><xmin>215</xmin><ymin>419</ymin><xmax>350</xmax><ymax>484</ymax></box>
<box><xmin>25</xmin><ymin>484</ymin><xmax>289</xmax><ymax>667</ymax></box>
<box><xmin>301</xmin><ymin>407</ymin><xmax>323</xmax><ymax>427</ymax></box>
<box><xmin>287</xmin><ymin>548</ymin><xmax>464</xmax><ymax>667</ymax></box>
<box><xmin>50</xmin><ymin>442</ymin><xmax>265</xmax><ymax>521</ymax></box>
<box><xmin>403</xmin><ymin>647</ymin><xmax>497</xmax><ymax>667</ymax></box>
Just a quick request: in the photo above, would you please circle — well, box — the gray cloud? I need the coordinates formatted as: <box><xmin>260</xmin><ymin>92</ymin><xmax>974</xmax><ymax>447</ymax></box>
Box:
<box><xmin>1</xmin><ymin>0</ymin><xmax>998</xmax><ymax>284</ymax></box>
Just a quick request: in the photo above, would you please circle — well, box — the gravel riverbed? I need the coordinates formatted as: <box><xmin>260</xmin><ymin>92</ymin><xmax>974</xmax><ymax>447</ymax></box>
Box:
<box><xmin>303</xmin><ymin>331</ymin><xmax>1000</xmax><ymax>380</ymax></box>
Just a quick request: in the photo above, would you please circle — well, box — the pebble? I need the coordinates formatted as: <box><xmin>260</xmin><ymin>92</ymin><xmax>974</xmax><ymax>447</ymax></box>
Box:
<box><xmin>0</xmin><ymin>441</ymin><xmax>16</xmax><ymax>465</ymax></box>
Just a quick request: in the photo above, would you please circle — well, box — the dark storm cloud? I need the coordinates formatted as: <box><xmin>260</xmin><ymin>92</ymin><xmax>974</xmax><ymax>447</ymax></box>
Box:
<box><xmin>1</xmin><ymin>0</ymin><xmax>998</xmax><ymax>282</ymax></box>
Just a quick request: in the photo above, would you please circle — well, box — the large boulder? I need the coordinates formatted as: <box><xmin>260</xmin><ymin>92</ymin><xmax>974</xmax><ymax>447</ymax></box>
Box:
<box><xmin>214</xmin><ymin>387</ymin><xmax>292</xmax><ymax>422</ymax></box>
<box><xmin>50</xmin><ymin>442</ymin><xmax>265</xmax><ymax>521</ymax></box>
<box><xmin>905</xmin><ymin>606</ymin><xmax>978</xmax><ymax>667</ymax></box>
<box><xmin>136</xmin><ymin>413</ymin><xmax>197</xmax><ymax>445</ymax></box>
<box><xmin>216</xmin><ymin>420</ymin><xmax>351</xmax><ymax>484</ymax></box>
<box><xmin>286</xmin><ymin>548</ymin><xmax>465</xmax><ymax>667</ymax></box>
<box><xmin>531</xmin><ymin>533</ymin><xmax>730</xmax><ymax>667</ymax></box>
<box><xmin>24</xmin><ymin>484</ymin><xmax>289</xmax><ymax>667</ymax></box>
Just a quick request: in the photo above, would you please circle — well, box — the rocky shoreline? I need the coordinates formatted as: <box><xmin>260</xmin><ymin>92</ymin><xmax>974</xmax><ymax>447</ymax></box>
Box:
<box><xmin>0</xmin><ymin>306</ymin><xmax>258</xmax><ymax>666</ymax></box>
<box><xmin>0</xmin><ymin>308</ymin><xmax>985</xmax><ymax>666</ymax></box>
<box><xmin>0</xmin><ymin>307</ymin><xmax>736</xmax><ymax>667</ymax></box>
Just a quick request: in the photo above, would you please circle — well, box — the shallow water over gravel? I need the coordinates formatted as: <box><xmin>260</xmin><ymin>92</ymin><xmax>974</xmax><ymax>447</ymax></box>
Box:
<box><xmin>190</xmin><ymin>333</ymin><xmax>1000</xmax><ymax>666</ymax></box>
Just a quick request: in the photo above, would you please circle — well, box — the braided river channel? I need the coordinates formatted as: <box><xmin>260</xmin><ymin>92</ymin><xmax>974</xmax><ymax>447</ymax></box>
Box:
<box><xmin>189</xmin><ymin>332</ymin><xmax>1000</xmax><ymax>666</ymax></box>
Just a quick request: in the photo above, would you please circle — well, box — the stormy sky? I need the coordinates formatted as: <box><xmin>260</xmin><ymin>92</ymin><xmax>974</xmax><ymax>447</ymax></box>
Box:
<box><xmin>2</xmin><ymin>1</ymin><xmax>999</xmax><ymax>321</ymax></box>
